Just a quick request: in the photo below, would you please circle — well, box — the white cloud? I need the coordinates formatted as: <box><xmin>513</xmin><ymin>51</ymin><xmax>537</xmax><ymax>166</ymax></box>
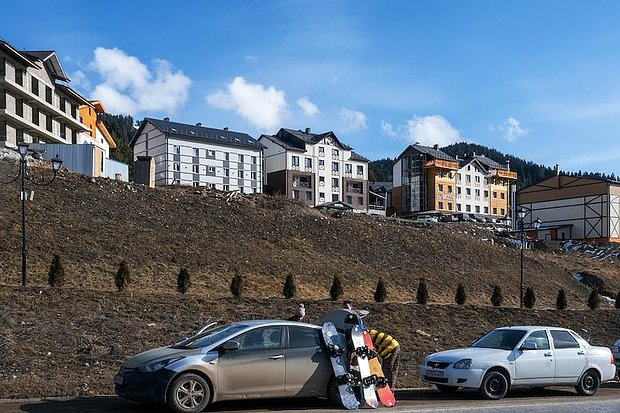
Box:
<box><xmin>207</xmin><ymin>76</ymin><xmax>288</xmax><ymax>130</ymax></box>
<box><xmin>296</xmin><ymin>97</ymin><xmax>319</xmax><ymax>117</ymax></box>
<box><xmin>380</xmin><ymin>121</ymin><xmax>397</xmax><ymax>138</ymax></box>
<box><xmin>69</xmin><ymin>70</ymin><xmax>91</xmax><ymax>90</ymax></box>
<box><xmin>340</xmin><ymin>107</ymin><xmax>367</xmax><ymax>131</ymax></box>
<box><xmin>405</xmin><ymin>115</ymin><xmax>460</xmax><ymax>146</ymax></box>
<box><xmin>244</xmin><ymin>55</ymin><xmax>258</xmax><ymax>62</ymax></box>
<box><xmin>88</xmin><ymin>47</ymin><xmax>191</xmax><ymax>115</ymax></box>
<box><xmin>498</xmin><ymin>116</ymin><xmax>527</xmax><ymax>142</ymax></box>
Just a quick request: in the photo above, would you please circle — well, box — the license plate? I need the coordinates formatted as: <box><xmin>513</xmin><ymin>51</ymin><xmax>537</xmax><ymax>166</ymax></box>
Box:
<box><xmin>426</xmin><ymin>370</ymin><xmax>444</xmax><ymax>378</ymax></box>
<box><xmin>114</xmin><ymin>375</ymin><xmax>124</xmax><ymax>385</ymax></box>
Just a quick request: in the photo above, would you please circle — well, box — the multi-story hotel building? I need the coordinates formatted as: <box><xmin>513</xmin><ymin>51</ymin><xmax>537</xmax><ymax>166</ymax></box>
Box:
<box><xmin>455</xmin><ymin>154</ymin><xmax>517</xmax><ymax>218</ymax></box>
<box><xmin>0</xmin><ymin>40</ymin><xmax>88</xmax><ymax>147</ymax></box>
<box><xmin>131</xmin><ymin>117</ymin><xmax>263</xmax><ymax>192</ymax></box>
<box><xmin>258</xmin><ymin>128</ymin><xmax>369</xmax><ymax>211</ymax></box>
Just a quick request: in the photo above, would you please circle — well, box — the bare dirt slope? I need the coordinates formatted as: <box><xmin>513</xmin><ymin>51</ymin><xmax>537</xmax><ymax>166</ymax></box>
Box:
<box><xmin>0</xmin><ymin>166</ymin><xmax>619</xmax><ymax>398</ymax></box>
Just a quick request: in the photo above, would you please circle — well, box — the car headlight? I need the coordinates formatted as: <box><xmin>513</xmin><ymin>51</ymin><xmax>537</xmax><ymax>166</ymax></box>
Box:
<box><xmin>453</xmin><ymin>358</ymin><xmax>472</xmax><ymax>369</ymax></box>
<box><xmin>138</xmin><ymin>357</ymin><xmax>184</xmax><ymax>373</ymax></box>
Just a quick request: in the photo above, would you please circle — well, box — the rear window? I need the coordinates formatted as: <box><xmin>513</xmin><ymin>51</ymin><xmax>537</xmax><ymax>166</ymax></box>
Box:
<box><xmin>551</xmin><ymin>330</ymin><xmax>580</xmax><ymax>349</ymax></box>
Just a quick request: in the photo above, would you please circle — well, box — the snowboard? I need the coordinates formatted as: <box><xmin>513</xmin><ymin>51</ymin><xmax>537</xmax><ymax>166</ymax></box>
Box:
<box><xmin>362</xmin><ymin>329</ymin><xmax>396</xmax><ymax>407</ymax></box>
<box><xmin>321</xmin><ymin>322</ymin><xmax>359</xmax><ymax>410</ymax></box>
<box><xmin>349</xmin><ymin>325</ymin><xmax>379</xmax><ymax>409</ymax></box>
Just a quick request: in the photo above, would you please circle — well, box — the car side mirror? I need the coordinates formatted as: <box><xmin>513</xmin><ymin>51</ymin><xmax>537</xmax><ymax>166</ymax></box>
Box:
<box><xmin>520</xmin><ymin>341</ymin><xmax>538</xmax><ymax>351</ymax></box>
<box><xmin>222</xmin><ymin>341</ymin><xmax>240</xmax><ymax>351</ymax></box>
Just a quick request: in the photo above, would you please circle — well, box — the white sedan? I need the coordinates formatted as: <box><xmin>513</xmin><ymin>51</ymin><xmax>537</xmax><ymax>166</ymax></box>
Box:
<box><xmin>421</xmin><ymin>326</ymin><xmax>616</xmax><ymax>399</ymax></box>
<box><xmin>612</xmin><ymin>338</ymin><xmax>620</xmax><ymax>372</ymax></box>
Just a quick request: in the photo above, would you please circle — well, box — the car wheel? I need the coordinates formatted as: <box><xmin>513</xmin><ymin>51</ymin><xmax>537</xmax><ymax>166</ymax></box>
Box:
<box><xmin>436</xmin><ymin>384</ymin><xmax>459</xmax><ymax>394</ymax></box>
<box><xmin>576</xmin><ymin>369</ymin><xmax>600</xmax><ymax>396</ymax></box>
<box><xmin>167</xmin><ymin>373</ymin><xmax>211</xmax><ymax>413</ymax></box>
<box><xmin>479</xmin><ymin>370</ymin><xmax>508</xmax><ymax>400</ymax></box>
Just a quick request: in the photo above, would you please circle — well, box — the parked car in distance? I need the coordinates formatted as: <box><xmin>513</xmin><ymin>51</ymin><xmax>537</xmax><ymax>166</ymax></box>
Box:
<box><xmin>416</xmin><ymin>214</ymin><xmax>438</xmax><ymax>223</ymax></box>
<box><xmin>612</xmin><ymin>338</ymin><xmax>620</xmax><ymax>372</ymax></box>
<box><xmin>115</xmin><ymin>320</ymin><xmax>336</xmax><ymax>413</ymax></box>
<box><xmin>421</xmin><ymin>326</ymin><xmax>616</xmax><ymax>400</ymax></box>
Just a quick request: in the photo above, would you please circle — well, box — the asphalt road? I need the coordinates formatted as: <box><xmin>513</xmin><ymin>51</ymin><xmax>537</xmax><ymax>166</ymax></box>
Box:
<box><xmin>2</xmin><ymin>385</ymin><xmax>620</xmax><ymax>413</ymax></box>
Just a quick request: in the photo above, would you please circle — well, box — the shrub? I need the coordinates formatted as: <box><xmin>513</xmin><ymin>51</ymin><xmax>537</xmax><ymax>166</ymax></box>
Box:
<box><xmin>177</xmin><ymin>267</ymin><xmax>191</xmax><ymax>294</ymax></box>
<box><xmin>556</xmin><ymin>289</ymin><xmax>567</xmax><ymax>310</ymax></box>
<box><xmin>330</xmin><ymin>275</ymin><xmax>344</xmax><ymax>301</ymax></box>
<box><xmin>616</xmin><ymin>292</ymin><xmax>620</xmax><ymax>309</ymax></box>
<box><xmin>115</xmin><ymin>260</ymin><xmax>130</xmax><ymax>291</ymax></box>
<box><xmin>588</xmin><ymin>289</ymin><xmax>601</xmax><ymax>310</ymax></box>
<box><xmin>230</xmin><ymin>270</ymin><xmax>244</xmax><ymax>298</ymax></box>
<box><xmin>416</xmin><ymin>278</ymin><xmax>429</xmax><ymax>305</ymax></box>
<box><xmin>47</xmin><ymin>254</ymin><xmax>65</xmax><ymax>287</ymax></box>
<box><xmin>490</xmin><ymin>285</ymin><xmax>503</xmax><ymax>307</ymax></box>
<box><xmin>374</xmin><ymin>278</ymin><xmax>387</xmax><ymax>303</ymax></box>
<box><xmin>524</xmin><ymin>286</ymin><xmax>536</xmax><ymax>309</ymax></box>
<box><xmin>283</xmin><ymin>274</ymin><xmax>296</xmax><ymax>299</ymax></box>
<box><xmin>455</xmin><ymin>283</ymin><xmax>466</xmax><ymax>305</ymax></box>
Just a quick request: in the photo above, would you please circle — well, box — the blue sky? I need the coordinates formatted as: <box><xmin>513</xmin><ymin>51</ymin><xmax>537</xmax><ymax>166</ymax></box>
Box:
<box><xmin>2</xmin><ymin>1</ymin><xmax>620</xmax><ymax>175</ymax></box>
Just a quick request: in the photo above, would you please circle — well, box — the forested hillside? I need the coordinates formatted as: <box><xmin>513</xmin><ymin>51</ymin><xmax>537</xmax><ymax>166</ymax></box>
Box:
<box><xmin>100</xmin><ymin>114</ymin><xmax>135</xmax><ymax>180</ymax></box>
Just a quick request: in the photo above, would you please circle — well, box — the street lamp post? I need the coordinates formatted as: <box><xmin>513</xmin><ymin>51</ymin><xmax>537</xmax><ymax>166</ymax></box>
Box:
<box><xmin>516</xmin><ymin>207</ymin><xmax>542</xmax><ymax>308</ymax></box>
<box><xmin>2</xmin><ymin>143</ymin><xmax>63</xmax><ymax>286</ymax></box>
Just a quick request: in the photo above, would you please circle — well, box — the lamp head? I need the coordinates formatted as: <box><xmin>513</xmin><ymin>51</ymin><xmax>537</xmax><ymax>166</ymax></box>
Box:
<box><xmin>533</xmin><ymin>218</ymin><xmax>542</xmax><ymax>230</ymax></box>
<box><xmin>17</xmin><ymin>142</ymin><xmax>29</xmax><ymax>157</ymax></box>
<box><xmin>51</xmin><ymin>155</ymin><xmax>63</xmax><ymax>173</ymax></box>
<box><xmin>517</xmin><ymin>208</ymin><xmax>526</xmax><ymax>220</ymax></box>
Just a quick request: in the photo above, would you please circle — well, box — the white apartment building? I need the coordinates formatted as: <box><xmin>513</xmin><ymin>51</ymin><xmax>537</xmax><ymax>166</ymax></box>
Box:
<box><xmin>0</xmin><ymin>40</ymin><xmax>88</xmax><ymax>147</ymax></box>
<box><xmin>131</xmin><ymin>118</ymin><xmax>263</xmax><ymax>192</ymax></box>
<box><xmin>258</xmin><ymin>128</ymin><xmax>369</xmax><ymax>211</ymax></box>
<box><xmin>455</xmin><ymin>154</ymin><xmax>516</xmax><ymax>218</ymax></box>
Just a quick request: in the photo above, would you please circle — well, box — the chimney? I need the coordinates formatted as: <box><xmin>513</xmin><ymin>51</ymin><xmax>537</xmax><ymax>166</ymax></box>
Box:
<box><xmin>555</xmin><ymin>164</ymin><xmax>561</xmax><ymax>189</ymax></box>
<box><xmin>433</xmin><ymin>144</ymin><xmax>439</xmax><ymax>150</ymax></box>
<box><xmin>163</xmin><ymin>117</ymin><xmax>170</xmax><ymax>122</ymax></box>
<box><xmin>223</xmin><ymin>127</ymin><xmax>229</xmax><ymax>131</ymax></box>
<box><xmin>472</xmin><ymin>151</ymin><xmax>476</xmax><ymax>157</ymax></box>
<box><xmin>506</xmin><ymin>159</ymin><xmax>511</xmax><ymax>170</ymax></box>
<box><xmin>196</xmin><ymin>122</ymin><xmax>202</xmax><ymax>127</ymax></box>
<box><xmin>305</xmin><ymin>127</ymin><xmax>311</xmax><ymax>134</ymax></box>
<box><xmin>555</xmin><ymin>164</ymin><xmax>560</xmax><ymax>175</ymax></box>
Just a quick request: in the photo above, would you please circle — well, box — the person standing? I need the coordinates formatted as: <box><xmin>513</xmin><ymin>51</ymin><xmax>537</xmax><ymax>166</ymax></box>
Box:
<box><xmin>287</xmin><ymin>303</ymin><xmax>306</xmax><ymax>322</ymax></box>
<box><xmin>369</xmin><ymin>329</ymin><xmax>401</xmax><ymax>389</ymax></box>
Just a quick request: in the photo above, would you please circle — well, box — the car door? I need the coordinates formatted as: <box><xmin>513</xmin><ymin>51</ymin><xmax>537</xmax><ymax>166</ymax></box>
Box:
<box><xmin>284</xmin><ymin>325</ymin><xmax>331</xmax><ymax>396</ymax></box>
<box><xmin>513</xmin><ymin>329</ymin><xmax>555</xmax><ymax>385</ymax></box>
<box><xmin>550</xmin><ymin>329</ymin><xmax>587</xmax><ymax>384</ymax></box>
<box><xmin>217</xmin><ymin>326</ymin><xmax>286</xmax><ymax>396</ymax></box>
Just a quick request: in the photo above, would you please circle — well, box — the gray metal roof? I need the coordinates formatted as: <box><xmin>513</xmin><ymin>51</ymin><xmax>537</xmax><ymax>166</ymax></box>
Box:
<box><xmin>275</xmin><ymin>128</ymin><xmax>353</xmax><ymax>151</ymax></box>
<box><xmin>133</xmin><ymin>118</ymin><xmax>262</xmax><ymax>150</ymax></box>
<box><xmin>397</xmin><ymin>144</ymin><xmax>456</xmax><ymax>162</ymax></box>
<box><xmin>350</xmin><ymin>151</ymin><xmax>369</xmax><ymax>162</ymax></box>
<box><xmin>460</xmin><ymin>155</ymin><xmax>508</xmax><ymax>171</ymax></box>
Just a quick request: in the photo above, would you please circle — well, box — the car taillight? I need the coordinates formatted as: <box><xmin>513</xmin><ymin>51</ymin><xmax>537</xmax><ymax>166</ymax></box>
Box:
<box><xmin>611</xmin><ymin>354</ymin><xmax>615</xmax><ymax>365</ymax></box>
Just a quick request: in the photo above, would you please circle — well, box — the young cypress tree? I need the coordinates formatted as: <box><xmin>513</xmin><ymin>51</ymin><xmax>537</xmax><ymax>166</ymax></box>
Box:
<box><xmin>177</xmin><ymin>267</ymin><xmax>191</xmax><ymax>294</ymax></box>
<box><xmin>330</xmin><ymin>275</ymin><xmax>344</xmax><ymax>301</ymax></box>
<box><xmin>416</xmin><ymin>278</ymin><xmax>429</xmax><ymax>305</ymax></box>
<box><xmin>230</xmin><ymin>270</ymin><xmax>244</xmax><ymax>298</ymax></box>
<box><xmin>490</xmin><ymin>285</ymin><xmax>503</xmax><ymax>307</ymax></box>
<box><xmin>615</xmin><ymin>292</ymin><xmax>620</xmax><ymax>309</ymax></box>
<box><xmin>556</xmin><ymin>289</ymin><xmax>568</xmax><ymax>310</ymax></box>
<box><xmin>455</xmin><ymin>283</ymin><xmax>466</xmax><ymax>305</ymax></box>
<box><xmin>374</xmin><ymin>278</ymin><xmax>387</xmax><ymax>303</ymax></box>
<box><xmin>588</xmin><ymin>289</ymin><xmax>601</xmax><ymax>310</ymax></box>
<box><xmin>47</xmin><ymin>254</ymin><xmax>65</xmax><ymax>287</ymax></box>
<box><xmin>524</xmin><ymin>286</ymin><xmax>536</xmax><ymax>309</ymax></box>
<box><xmin>283</xmin><ymin>274</ymin><xmax>297</xmax><ymax>299</ymax></box>
<box><xmin>115</xmin><ymin>260</ymin><xmax>131</xmax><ymax>291</ymax></box>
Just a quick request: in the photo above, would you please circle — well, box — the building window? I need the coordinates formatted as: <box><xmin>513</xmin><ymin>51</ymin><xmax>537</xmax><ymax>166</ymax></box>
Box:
<box><xmin>466</xmin><ymin>175</ymin><xmax>471</xmax><ymax>184</ymax></box>
<box><xmin>448</xmin><ymin>185</ymin><xmax>453</xmax><ymax>193</ymax></box>
<box><xmin>192</xmin><ymin>164</ymin><xmax>199</xmax><ymax>173</ymax></box>
<box><xmin>500</xmin><ymin>192</ymin><xmax>505</xmax><ymax>199</ymax></box>
<box><xmin>251</xmin><ymin>172</ymin><xmax>257</xmax><ymax>180</ymax></box>
<box><xmin>60</xmin><ymin>123</ymin><xmax>66</xmax><ymax>139</ymax></box>
<box><xmin>457</xmin><ymin>204</ymin><xmax>462</xmax><ymax>211</ymax></box>
<box><xmin>193</xmin><ymin>148</ymin><xmax>199</xmax><ymax>157</ymax></box>
<box><xmin>500</xmin><ymin>208</ymin><xmax>505</xmax><ymax>215</ymax></box>
<box><xmin>239</xmin><ymin>154</ymin><xmax>244</xmax><ymax>163</ymax></box>
<box><xmin>358</xmin><ymin>196</ymin><xmax>364</xmax><ymax>205</ymax></box>
<box><xmin>457</xmin><ymin>187</ymin><xmax>461</xmax><ymax>195</ymax></box>
<box><xmin>173</xmin><ymin>162</ymin><xmax>180</xmax><ymax>171</ymax></box>
<box><xmin>45</xmin><ymin>86</ymin><xmax>52</xmax><ymax>104</ymax></box>
<box><xmin>493</xmin><ymin>207</ymin><xmax>497</xmax><ymax>215</ymax></box>
<box><xmin>484</xmin><ymin>207</ymin><xmax>489</xmax><ymax>214</ymax></box>
<box><xmin>493</xmin><ymin>191</ymin><xmax>497</xmax><ymax>199</ymax></box>
<box><xmin>319</xmin><ymin>192</ymin><xmax>325</xmax><ymax>200</ymax></box>
<box><xmin>319</xmin><ymin>160</ymin><xmax>325</xmax><ymax>169</ymax></box>
<box><xmin>332</xmin><ymin>194</ymin><xmax>339</xmax><ymax>201</ymax></box>
<box><xmin>292</xmin><ymin>156</ymin><xmax>300</xmax><ymax>167</ymax></box>
<box><xmin>438</xmin><ymin>184</ymin><xmax>444</xmax><ymax>192</ymax></box>
<box><xmin>32</xmin><ymin>108</ymin><xmax>39</xmax><ymax>125</ymax></box>
<box><xmin>332</xmin><ymin>162</ymin><xmax>339</xmax><ymax>172</ymax></box>
<box><xmin>332</xmin><ymin>148</ymin><xmax>339</xmax><ymax>157</ymax></box>
<box><xmin>456</xmin><ymin>173</ymin><xmax>461</xmax><ymax>183</ymax></box>
<box><xmin>292</xmin><ymin>190</ymin><xmax>300</xmax><ymax>200</ymax></box>
<box><xmin>46</xmin><ymin>115</ymin><xmax>52</xmax><ymax>132</ymax></box>
<box><xmin>238</xmin><ymin>170</ymin><xmax>243</xmax><ymax>178</ymax></box>
<box><xmin>448</xmin><ymin>202</ymin><xmax>452</xmax><ymax>210</ymax></box>
<box><xmin>192</xmin><ymin>182</ymin><xmax>199</xmax><ymax>187</ymax></box>
<box><xmin>357</xmin><ymin>165</ymin><xmax>364</xmax><ymax>175</ymax></box>
<box><xmin>319</xmin><ymin>147</ymin><xmax>325</xmax><ymax>156</ymax></box>
<box><xmin>223</xmin><ymin>185</ymin><xmax>229</xmax><ymax>191</ymax></box>
<box><xmin>15</xmin><ymin>69</ymin><xmax>23</xmax><ymax>85</ymax></box>
<box><xmin>305</xmin><ymin>158</ymin><xmax>312</xmax><ymax>169</ymax></box>
<box><xmin>345</xmin><ymin>164</ymin><xmax>352</xmax><ymax>174</ymax></box>
<box><xmin>224</xmin><ymin>169</ymin><xmax>229</xmax><ymax>177</ymax></box>
<box><xmin>484</xmin><ymin>190</ymin><xmax>489</xmax><ymax>198</ymax></box>
<box><xmin>319</xmin><ymin>176</ymin><xmax>325</xmax><ymax>185</ymax></box>
<box><xmin>466</xmin><ymin>188</ymin><xmax>471</xmax><ymax>195</ymax></box>
<box><xmin>475</xmin><ymin>189</ymin><xmax>480</xmax><ymax>196</ymax></box>
<box><xmin>346</xmin><ymin>195</ymin><xmax>352</xmax><ymax>204</ymax></box>
<box><xmin>332</xmin><ymin>178</ymin><xmax>339</xmax><ymax>188</ymax></box>
<box><xmin>306</xmin><ymin>192</ymin><xmax>313</xmax><ymax>201</ymax></box>
<box><xmin>209</xmin><ymin>184</ymin><xmax>216</xmax><ymax>189</ymax></box>
<box><xmin>173</xmin><ymin>145</ymin><xmax>180</xmax><ymax>155</ymax></box>
<box><xmin>31</xmin><ymin>77</ymin><xmax>39</xmax><ymax>95</ymax></box>
<box><xmin>252</xmin><ymin>156</ymin><xmax>257</xmax><ymax>164</ymax></box>
<box><xmin>224</xmin><ymin>152</ymin><xmax>230</xmax><ymax>160</ymax></box>
<box><xmin>208</xmin><ymin>149</ymin><xmax>215</xmax><ymax>157</ymax></box>
<box><xmin>467</xmin><ymin>165</ymin><xmax>471</xmax><ymax>171</ymax></box>
<box><xmin>466</xmin><ymin>205</ymin><xmax>471</xmax><ymax>212</ymax></box>
<box><xmin>475</xmin><ymin>206</ymin><xmax>480</xmax><ymax>213</ymax></box>
<box><xmin>484</xmin><ymin>177</ymin><xmax>489</xmax><ymax>185</ymax></box>
<box><xmin>475</xmin><ymin>176</ymin><xmax>480</xmax><ymax>183</ymax></box>
<box><xmin>208</xmin><ymin>166</ymin><xmax>216</xmax><ymax>173</ymax></box>
<box><xmin>438</xmin><ymin>201</ymin><xmax>444</xmax><ymax>209</ymax></box>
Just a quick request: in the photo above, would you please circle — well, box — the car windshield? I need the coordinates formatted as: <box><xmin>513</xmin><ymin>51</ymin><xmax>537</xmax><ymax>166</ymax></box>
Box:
<box><xmin>173</xmin><ymin>324</ymin><xmax>247</xmax><ymax>349</ymax></box>
<box><xmin>470</xmin><ymin>329</ymin><xmax>527</xmax><ymax>350</ymax></box>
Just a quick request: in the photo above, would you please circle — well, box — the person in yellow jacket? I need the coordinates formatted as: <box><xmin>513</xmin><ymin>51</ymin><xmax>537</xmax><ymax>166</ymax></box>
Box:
<box><xmin>369</xmin><ymin>329</ymin><xmax>401</xmax><ymax>388</ymax></box>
